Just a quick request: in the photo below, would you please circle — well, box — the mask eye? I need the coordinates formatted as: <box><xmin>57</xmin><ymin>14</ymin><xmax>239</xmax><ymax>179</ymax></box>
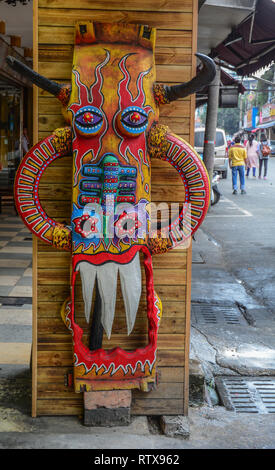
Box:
<box><xmin>117</xmin><ymin>106</ymin><xmax>148</xmax><ymax>137</ymax></box>
<box><xmin>74</xmin><ymin>106</ymin><xmax>103</xmax><ymax>136</ymax></box>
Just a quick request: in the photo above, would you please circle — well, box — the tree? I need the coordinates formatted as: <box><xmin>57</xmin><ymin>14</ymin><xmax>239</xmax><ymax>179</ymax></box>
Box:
<box><xmin>217</xmin><ymin>107</ymin><xmax>240</xmax><ymax>136</ymax></box>
<box><xmin>256</xmin><ymin>64</ymin><xmax>274</xmax><ymax>108</ymax></box>
<box><xmin>198</xmin><ymin>104</ymin><xmax>240</xmax><ymax>136</ymax></box>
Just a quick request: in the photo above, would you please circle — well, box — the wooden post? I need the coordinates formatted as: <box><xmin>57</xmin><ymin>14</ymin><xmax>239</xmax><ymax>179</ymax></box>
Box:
<box><xmin>32</xmin><ymin>0</ymin><xmax>38</xmax><ymax>419</ymax></box>
<box><xmin>203</xmin><ymin>65</ymin><xmax>221</xmax><ymax>186</ymax></box>
<box><xmin>10</xmin><ymin>36</ymin><xmax>21</xmax><ymax>48</ymax></box>
<box><xmin>0</xmin><ymin>21</ymin><xmax>6</xmax><ymax>35</ymax></box>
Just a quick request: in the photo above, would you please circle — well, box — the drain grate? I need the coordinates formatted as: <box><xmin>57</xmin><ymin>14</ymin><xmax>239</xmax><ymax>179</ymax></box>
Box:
<box><xmin>216</xmin><ymin>377</ymin><xmax>275</xmax><ymax>414</ymax></box>
<box><xmin>191</xmin><ymin>302</ymin><xmax>247</xmax><ymax>325</ymax></box>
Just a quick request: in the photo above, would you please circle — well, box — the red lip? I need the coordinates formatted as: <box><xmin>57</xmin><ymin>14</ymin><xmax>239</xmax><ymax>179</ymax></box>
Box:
<box><xmin>72</xmin><ymin>243</ymin><xmax>147</xmax><ymax>270</ymax></box>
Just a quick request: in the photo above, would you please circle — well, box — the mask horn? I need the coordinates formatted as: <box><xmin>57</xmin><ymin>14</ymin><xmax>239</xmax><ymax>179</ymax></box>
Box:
<box><xmin>164</xmin><ymin>53</ymin><xmax>216</xmax><ymax>101</ymax></box>
<box><xmin>6</xmin><ymin>56</ymin><xmax>71</xmax><ymax>105</ymax></box>
<box><xmin>6</xmin><ymin>55</ymin><xmax>62</xmax><ymax>95</ymax></box>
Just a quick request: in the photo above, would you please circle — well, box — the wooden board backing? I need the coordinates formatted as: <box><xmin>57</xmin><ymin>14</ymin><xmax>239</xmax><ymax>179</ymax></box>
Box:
<box><xmin>33</xmin><ymin>0</ymin><xmax>197</xmax><ymax>417</ymax></box>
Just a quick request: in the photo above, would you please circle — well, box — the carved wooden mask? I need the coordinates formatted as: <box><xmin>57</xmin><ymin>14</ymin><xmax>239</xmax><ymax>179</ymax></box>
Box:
<box><xmin>10</xmin><ymin>22</ymin><xmax>215</xmax><ymax>392</ymax></box>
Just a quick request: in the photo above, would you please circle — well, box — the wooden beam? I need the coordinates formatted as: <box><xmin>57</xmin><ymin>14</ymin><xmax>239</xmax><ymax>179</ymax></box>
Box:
<box><xmin>32</xmin><ymin>0</ymin><xmax>38</xmax><ymax>419</ymax></box>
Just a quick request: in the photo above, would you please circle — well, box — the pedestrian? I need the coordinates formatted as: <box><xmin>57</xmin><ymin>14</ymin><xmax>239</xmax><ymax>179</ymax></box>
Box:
<box><xmin>257</xmin><ymin>133</ymin><xmax>271</xmax><ymax>180</ymax></box>
<box><xmin>228</xmin><ymin>136</ymin><xmax>248</xmax><ymax>195</ymax></box>
<box><xmin>246</xmin><ymin>134</ymin><xmax>258</xmax><ymax>178</ymax></box>
<box><xmin>21</xmin><ymin>127</ymin><xmax>30</xmax><ymax>158</ymax></box>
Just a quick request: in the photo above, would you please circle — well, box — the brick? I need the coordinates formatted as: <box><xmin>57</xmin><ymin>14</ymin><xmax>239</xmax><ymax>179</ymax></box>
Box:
<box><xmin>84</xmin><ymin>390</ymin><xmax>132</xmax><ymax>410</ymax></box>
<box><xmin>83</xmin><ymin>390</ymin><xmax>132</xmax><ymax>427</ymax></box>
<box><xmin>160</xmin><ymin>415</ymin><xmax>190</xmax><ymax>439</ymax></box>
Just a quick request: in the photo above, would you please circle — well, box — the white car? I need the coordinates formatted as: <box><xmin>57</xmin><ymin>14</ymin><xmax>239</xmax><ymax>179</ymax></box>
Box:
<box><xmin>194</xmin><ymin>127</ymin><xmax>229</xmax><ymax>179</ymax></box>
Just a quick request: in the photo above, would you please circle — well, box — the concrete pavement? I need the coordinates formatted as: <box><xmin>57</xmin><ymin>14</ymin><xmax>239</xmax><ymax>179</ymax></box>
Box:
<box><xmin>191</xmin><ymin>157</ymin><xmax>275</xmax><ymax>380</ymax></box>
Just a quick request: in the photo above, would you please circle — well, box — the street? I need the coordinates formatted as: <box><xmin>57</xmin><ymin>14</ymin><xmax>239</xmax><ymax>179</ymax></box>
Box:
<box><xmin>191</xmin><ymin>157</ymin><xmax>275</xmax><ymax>382</ymax></box>
<box><xmin>204</xmin><ymin>156</ymin><xmax>275</xmax><ymax>312</ymax></box>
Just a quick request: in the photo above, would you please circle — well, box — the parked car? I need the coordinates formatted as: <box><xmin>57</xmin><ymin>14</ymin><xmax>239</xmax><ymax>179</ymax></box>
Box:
<box><xmin>194</xmin><ymin>127</ymin><xmax>228</xmax><ymax>179</ymax></box>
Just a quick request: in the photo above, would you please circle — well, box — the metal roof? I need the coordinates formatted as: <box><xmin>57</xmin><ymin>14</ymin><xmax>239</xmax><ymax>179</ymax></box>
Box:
<box><xmin>198</xmin><ymin>0</ymin><xmax>257</xmax><ymax>56</ymax></box>
<box><xmin>209</xmin><ymin>0</ymin><xmax>275</xmax><ymax>76</ymax></box>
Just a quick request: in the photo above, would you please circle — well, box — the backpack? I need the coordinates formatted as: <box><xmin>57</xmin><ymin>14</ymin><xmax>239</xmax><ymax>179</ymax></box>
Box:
<box><xmin>261</xmin><ymin>143</ymin><xmax>271</xmax><ymax>157</ymax></box>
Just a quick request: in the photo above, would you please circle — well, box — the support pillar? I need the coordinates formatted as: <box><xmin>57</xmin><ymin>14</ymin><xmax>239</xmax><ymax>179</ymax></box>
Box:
<box><xmin>203</xmin><ymin>65</ymin><xmax>221</xmax><ymax>187</ymax></box>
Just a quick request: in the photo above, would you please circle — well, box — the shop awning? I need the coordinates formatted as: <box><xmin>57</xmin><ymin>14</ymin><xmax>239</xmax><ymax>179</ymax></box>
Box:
<box><xmin>257</xmin><ymin>120</ymin><xmax>275</xmax><ymax>129</ymax></box>
<box><xmin>196</xmin><ymin>68</ymin><xmax>246</xmax><ymax>107</ymax></box>
<box><xmin>210</xmin><ymin>0</ymin><xmax>275</xmax><ymax>76</ymax></box>
<box><xmin>220</xmin><ymin>69</ymin><xmax>246</xmax><ymax>93</ymax></box>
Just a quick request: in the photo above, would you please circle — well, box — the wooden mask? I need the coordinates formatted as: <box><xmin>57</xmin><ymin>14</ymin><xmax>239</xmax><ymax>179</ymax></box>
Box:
<box><xmin>8</xmin><ymin>22</ymin><xmax>215</xmax><ymax>392</ymax></box>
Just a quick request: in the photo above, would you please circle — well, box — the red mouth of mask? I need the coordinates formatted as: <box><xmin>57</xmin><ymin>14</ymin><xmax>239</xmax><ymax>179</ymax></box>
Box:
<box><xmin>62</xmin><ymin>245</ymin><xmax>162</xmax><ymax>391</ymax></box>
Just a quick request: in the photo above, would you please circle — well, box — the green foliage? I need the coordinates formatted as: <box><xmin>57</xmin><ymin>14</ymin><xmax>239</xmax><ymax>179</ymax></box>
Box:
<box><xmin>198</xmin><ymin>105</ymin><xmax>239</xmax><ymax>136</ymax></box>
<box><xmin>197</xmin><ymin>64</ymin><xmax>274</xmax><ymax>135</ymax></box>
<box><xmin>217</xmin><ymin>108</ymin><xmax>240</xmax><ymax>136</ymax></box>
<box><xmin>256</xmin><ymin>64</ymin><xmax>274</xmax><ymax>108</ymax></box>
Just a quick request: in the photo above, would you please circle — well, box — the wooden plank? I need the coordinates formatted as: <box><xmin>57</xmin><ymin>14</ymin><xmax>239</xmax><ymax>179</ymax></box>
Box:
<box><xmin>37</xmin><ymin>167</ymin><xmax>184</xmax><ymax>186</ymax></box>
<box><xmin>37</xmin><ymin>348</ymin><xmax>184</xmax><ymax>367</ymax></box>
<box><xmin>38</xmin><ymin>9</ymin><xmax>193</xmax><ymax>30</ymax></box>
<box><xmin>38</xmin><ymin>61</ymin><xmax>191</xmax><ymax>83</ymax></box>
<box><xmin>38</xmin><ymin>45</ymin><xmax>73</xmax><ymax>62</ymax></box>
<box><xmin>37</xmin><ymin>366</ymin><xmax>184</xmax><ymax>385</ymax></box>
<box><xmin>38</xmin><ymin>45</ymin><xmax>192</xmax><ymax>66</ymax></box>
<box><xmin>38</xmin><ymin>0</ymin><xmax>193</xmax><ymax>12</ymax></box>
<box><xmin>184</xmin><ymin>240</ymin><xmax>192</xmax><ymax>416</ymax></box>
<box><xmin>155</xmin><ymin>47</ymin><xmax>192</xmax><ymax>65</ymax></box>
<box><xmin>37</xmin><ymin>250</ymin><xmax>186</xmax><ymax>268</ymax></box>
<box><xmin>36</xmin><ymin>399</ymin><xmax>82</xmax><ymax>415</ymax></box>
<box><xmin>37</xmin><ymin>267</ymin><xmax>187</xmax><ymax>286</ymax></box>
<box><xmin>37</xmin><ymin>183</ymin><xmax>186</xmax><ymax>203</ymax></box>
<box><xmin>36</xmin><ymin>333</ymin><xmax>186</xmax><ymax>349</ymax></box>
<box><xmin>37</xmin><ymin>300</ymin><xmax>186</xmax><ymax>320</ymax></box>
<box><xmin>37</xmin><ymin>316</ymin><xmax>185</xmax><ymax>335</ymax></box>
<box><xmin>38</xmin><ymin>26</ymin><xmax>192</xmax><ymax>48</ymax></box>
<box><xmin>38</xmin><ymin>96</ymin><xmax>190</xmax><ymax>117</ymax></box>
<box><xmin>182</xmin><ymin>0</ymin><xmax>198</xmax><ymax>416</ymax></box>
<box><xmin>36</xmin><ymin>397</ymin><xmax>183</xmax><ymax>416</ymax></box>
<box><xmin>36</xmin><ymin>382</ymin><xmax>183</xmax><ymax>401</ymax></box>
<box><xmin>156</xmin><ymin>30</ymin><xmax>192</xmax><ymax>48</ymax></box>
<box><xmin>37</xmin><ymin>113</ymin><xmax>190</xmax><ymax>135</ymax></box>
<box><xmin>37</xmin><ymin>282</ymin><xmax>186</xmax><ymax>303</ymax></box>
<box><xmin>37</xmin><ymin>161</ymin><xmax>190</xmax><ymax>177</ymax></box>
<box><xmin>38</xmin><ymin>48</ymin><xmax>191</xmax><ymax>66</ymax></box>
<box><xmin>38</xmin><ymin>130</ymin><xmax>190</xmax><ymax>142</ymax></box>
<box><xmin>32</xmin><ymin>0</ymin><xmax>39</xmax><ymax>419</ymax></box>
<box><xmin>36</xmin><ymin>201</ymin><xmax>188</xmax><ymax>220</ymax></box>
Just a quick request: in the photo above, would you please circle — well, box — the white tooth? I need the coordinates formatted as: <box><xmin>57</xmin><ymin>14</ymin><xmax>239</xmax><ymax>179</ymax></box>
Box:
<box><xmin>119</xmin><ymin>252</ymin><xmax>142</xmax><ymax>335</ymax></box>
<box><xmin>78</xmin><ymin>262</ymin><xmax>97</xmax><ymax>323</ymax></box>
<box><xmin>96</xmin><ymin>263</ymin><xmax>118</xmax><ymax>340</ymax></box>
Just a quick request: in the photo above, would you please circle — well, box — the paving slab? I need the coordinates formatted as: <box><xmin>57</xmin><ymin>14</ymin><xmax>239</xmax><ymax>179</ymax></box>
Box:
<box><xmin>0</xmin><ymin>406</ymin><xmax>274</xmax><ymax>449</ymax></box>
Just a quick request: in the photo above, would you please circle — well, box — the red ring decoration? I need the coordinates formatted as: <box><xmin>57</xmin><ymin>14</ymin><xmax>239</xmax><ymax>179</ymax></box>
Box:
<box><xmin>14</xmin><ymin>134</ymin><xmax>71</xmax><ymax>245</ymax></box>
<box><xmin>151</xmin><ymin>132</ymin><xmax>210</xmax><ymax>250</ymax></box>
